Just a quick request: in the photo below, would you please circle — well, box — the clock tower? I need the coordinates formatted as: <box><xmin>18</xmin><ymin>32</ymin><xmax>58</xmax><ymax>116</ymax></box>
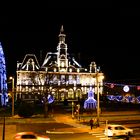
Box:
<box><xmin>57</xmin><ymin>25</ymin><xmax>68</xmax><ymax>72</ymax></box>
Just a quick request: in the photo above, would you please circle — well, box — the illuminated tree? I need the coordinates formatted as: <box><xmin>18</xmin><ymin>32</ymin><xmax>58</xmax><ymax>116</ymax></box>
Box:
<box><xmin>0</xmin><ymin>42</ymin><xmax>8</xmax><ymax>106</ymax></box>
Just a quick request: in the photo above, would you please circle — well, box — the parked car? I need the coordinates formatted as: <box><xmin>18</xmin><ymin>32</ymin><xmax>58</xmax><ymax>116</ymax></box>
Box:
<box><xmin>14</xmin><ymin>131</ymin><xmax>50</xmax><ymax>140</ymax></box>
<box><xmin>104</xmin><ymin>124</ymin><xmax>133</xmax><ymax>137</ymax></box>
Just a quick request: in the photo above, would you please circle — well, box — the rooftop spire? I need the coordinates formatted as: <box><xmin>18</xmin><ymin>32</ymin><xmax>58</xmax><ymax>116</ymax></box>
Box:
<box><xmin>59</xmin><ymin>25</ymin><xmax>66</xmax><ymax>43</ymax></box>
<box><xmin>60</xmin><ymin>25</ymin><xmax>64</xmax><ymax>33</ymax></box>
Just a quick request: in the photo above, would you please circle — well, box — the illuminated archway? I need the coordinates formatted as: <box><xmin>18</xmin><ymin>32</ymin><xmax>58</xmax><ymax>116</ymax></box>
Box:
<box><xmin>68</xmin><ymin>88</ymin><xmax>74</xmax><ymax>99</ymax></box>
<box><xmin>75</xmin><ymin>89</ymin><xmax>82</xmax><ymax>99</ymax></box>
<box><xmin>0</xmin><ymin>42</ymin><xmax>8</xmax><ymax>106</ymax></box>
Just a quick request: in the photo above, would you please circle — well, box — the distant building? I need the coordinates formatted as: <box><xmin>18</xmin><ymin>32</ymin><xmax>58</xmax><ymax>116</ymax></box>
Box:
<box><xmin>16</xmin><ymin>26</ymin><xmax>104</xmax><ymax>101</ymax></box>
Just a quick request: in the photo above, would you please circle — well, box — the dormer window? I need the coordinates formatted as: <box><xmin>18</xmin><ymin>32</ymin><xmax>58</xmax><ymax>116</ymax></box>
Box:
<box><xmin>69</xmin><ymin>68</ymin><xmax>72</xmax><ymax>72</ymax></box>
<box><xmin>77</xmin><ymin>69</ymin><xmax>80</xmax><ymax>73</ymax></box>
<box><xmin>54</xmin><ymin>68</ymin><xmax>57</xmax><ymax>72</ymax></box>
<box><xmin>61</xmin><ymin>62</ymin><xmax>65</xmax><ymax>67</ymax></box>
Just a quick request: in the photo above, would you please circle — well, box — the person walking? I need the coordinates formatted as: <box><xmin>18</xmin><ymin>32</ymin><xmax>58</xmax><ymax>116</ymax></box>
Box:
<box><xmin>89</xmin><ymin>118</ymin><xmax>94</xmax><ymax>130</ymax></box>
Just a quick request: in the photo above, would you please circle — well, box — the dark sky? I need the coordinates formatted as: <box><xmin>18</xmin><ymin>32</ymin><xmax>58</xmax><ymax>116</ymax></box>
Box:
<box><xmin>0</xmin><ymin>6</ymin><xmax>140</xmax><ymax>83</ymax></box>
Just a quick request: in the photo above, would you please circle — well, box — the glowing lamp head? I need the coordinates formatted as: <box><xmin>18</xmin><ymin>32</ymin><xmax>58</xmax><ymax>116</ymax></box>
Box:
<box><xmin>123</xmin><ymin>85</ymin><xmax>130</xmax><ymax>92</ymax></box>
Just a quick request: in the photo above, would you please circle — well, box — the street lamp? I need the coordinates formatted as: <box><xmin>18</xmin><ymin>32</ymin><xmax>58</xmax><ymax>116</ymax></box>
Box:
<box><xmin>77</xmin><ymin>104</ymin><xmax>80</xmax><ymax>121</ymax></box>
<box><xmin>96</xmin><ymin>72</ymin><xmax>104</xmax><ymax>127</ymax></box>
<box><xmin>9</xmin><ymin>76</ymin><xmax>14</xmax><ymax>117</ymax></box>
<box><xmin>71</xmin><ymin>101</ymin><xmax>74</xmax><ymax>118</ymax></box>
<box><xmin>96</xmin><ymin>72</ymin><xmax>99</xmax><ymax>127</ymax></box>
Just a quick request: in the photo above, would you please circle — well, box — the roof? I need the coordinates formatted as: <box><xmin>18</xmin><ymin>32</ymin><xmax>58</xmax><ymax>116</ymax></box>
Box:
<box><xmin>17</xmin><ymin>54</ymin><xmax>40</xmax><ymax>71</ymax></box>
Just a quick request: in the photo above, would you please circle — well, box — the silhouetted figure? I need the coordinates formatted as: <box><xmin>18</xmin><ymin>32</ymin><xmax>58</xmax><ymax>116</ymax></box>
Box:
<box><xmin>89</xmin><ymin>118</ymin><xmax>94</xmax><ymax>130</ymax></box>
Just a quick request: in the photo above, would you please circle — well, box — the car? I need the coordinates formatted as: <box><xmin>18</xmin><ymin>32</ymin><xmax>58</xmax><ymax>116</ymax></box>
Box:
<box><xmin>104</xmin><ymin>124</ymin><xmax>133</xmax><ymax>137</ymax></box>
<box><xmin>14</xmin><ymin>131</ymin><xmax>50</xmax><ymax>140</ymax></box>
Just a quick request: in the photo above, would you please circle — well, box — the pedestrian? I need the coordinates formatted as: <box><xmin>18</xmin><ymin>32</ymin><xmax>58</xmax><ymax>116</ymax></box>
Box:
<box><xmin>89</xmin><ymin>118</ymin><xmax>94</xmax><ymax>130</ymax></box>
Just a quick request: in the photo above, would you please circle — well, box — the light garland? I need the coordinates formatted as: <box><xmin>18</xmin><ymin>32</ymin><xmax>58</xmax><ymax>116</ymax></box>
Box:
<box><xmin>104</xmin><ymin>82</ymin><xmax>140</xmax><ymax>103</ymax></box>
<box><xmin>106</xmin><ymin>95</ymin><xmax>140</xmax><ymax>104</ymax></box>
<box><xmin>104</xmin><ymin>82</ymin><xmax>140</xmax><ymax>90</ymax></box>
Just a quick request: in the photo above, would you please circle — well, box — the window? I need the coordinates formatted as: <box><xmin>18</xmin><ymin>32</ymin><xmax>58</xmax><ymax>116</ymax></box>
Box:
<box><xmin>108</xmin><ymin>126</ymin><xmax>112</xmax><ymax>130</ymax></box>
<box><xmin>21</xmin><ymin>134</ymin><xmax>36</xmax><ymax>139</ymax></box>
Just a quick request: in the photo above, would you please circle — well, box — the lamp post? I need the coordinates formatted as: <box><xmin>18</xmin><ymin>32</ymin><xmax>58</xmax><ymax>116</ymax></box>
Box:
<box><xmin>71</xmin><ymin>101</ymin><xmax>74</xmax><ymax>118</ymax></box>
<box><xmin>96</xmin><ymin>72</ymin><xmax>100</xmax><ymax>127</ymax></box>
<box><xmin>96</xmin><ymin>72</ymin><xmax>104</xmax><ymax>127</ymax></box>
<box><xmin>77</xmin><ymin>104</ymin><xmax>80</xmax><ymax>121</ymax></box>
<box><xmin>9</xmin><ymin>76</ymin><xmax>14</xmax><ymax>117</ymax></box>
<box><xmin>105</xmin><ymin>120</ymin><xmax>108</xmax><ymax>140</ymax></box>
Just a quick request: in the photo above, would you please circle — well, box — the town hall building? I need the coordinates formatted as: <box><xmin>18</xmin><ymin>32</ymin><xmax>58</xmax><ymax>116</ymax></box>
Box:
<box><xmin>16</xmin><ymin>26</ymin><xmax>104</xmax><ymax>102</ymax></box>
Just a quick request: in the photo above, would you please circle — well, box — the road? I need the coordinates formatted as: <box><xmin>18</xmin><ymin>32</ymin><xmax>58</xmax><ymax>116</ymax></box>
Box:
<box><xmin>1</xmin><ymin>121</ymin><xmax>140</xmax><ymax>140</ymax></box>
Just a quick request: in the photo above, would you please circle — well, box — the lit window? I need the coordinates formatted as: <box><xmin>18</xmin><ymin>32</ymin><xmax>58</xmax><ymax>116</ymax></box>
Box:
<box><xmin>61</xmin><ymin>62</ymin><xmax>65</xmax><ymax>67</ymax></box>
<box><xmin>69</xmin><ymin>68</ymin><xmax>72</xmax><ymax>72</ymax></box>
<box><xmin>77</xmin><ymin>69</ymin><xmax>80</xmax><ymax>72</ymax></box>
<box><xmin>54</xmin><ymin>68</ymin><xmax>57</xmax><ymax>72</ymax></box>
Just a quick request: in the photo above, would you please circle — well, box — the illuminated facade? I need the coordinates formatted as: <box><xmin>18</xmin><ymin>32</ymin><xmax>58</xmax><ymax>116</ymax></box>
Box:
<box><xmin>16</xmin><ymin>26</ymin><xmax>104</xmax><ymax>101</ymax></box>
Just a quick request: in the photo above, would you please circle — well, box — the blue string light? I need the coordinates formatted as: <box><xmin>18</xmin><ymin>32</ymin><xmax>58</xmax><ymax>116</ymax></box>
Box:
<box><xmin>0</xmin><ymin>42</ymin><xmax>8</xmax><ymax>106</ymax></box>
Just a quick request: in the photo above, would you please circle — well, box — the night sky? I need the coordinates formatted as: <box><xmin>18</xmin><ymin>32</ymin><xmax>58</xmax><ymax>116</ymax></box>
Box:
<box><xmin>0</xmin><ymin>6</ymin><xmax>140</xmax><ymax>83</ymax></box>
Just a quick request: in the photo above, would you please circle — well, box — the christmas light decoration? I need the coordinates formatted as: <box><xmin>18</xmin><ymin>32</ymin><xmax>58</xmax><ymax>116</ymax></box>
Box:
<box><xmin>0</xmin><ymin>42</ymin><xmax>8</xmax><ymax>106</ymax></box>
<box><xmin>123</xmin><ymin>85</ymin><xmax>130</xmax><ymax>92</ymax></box>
